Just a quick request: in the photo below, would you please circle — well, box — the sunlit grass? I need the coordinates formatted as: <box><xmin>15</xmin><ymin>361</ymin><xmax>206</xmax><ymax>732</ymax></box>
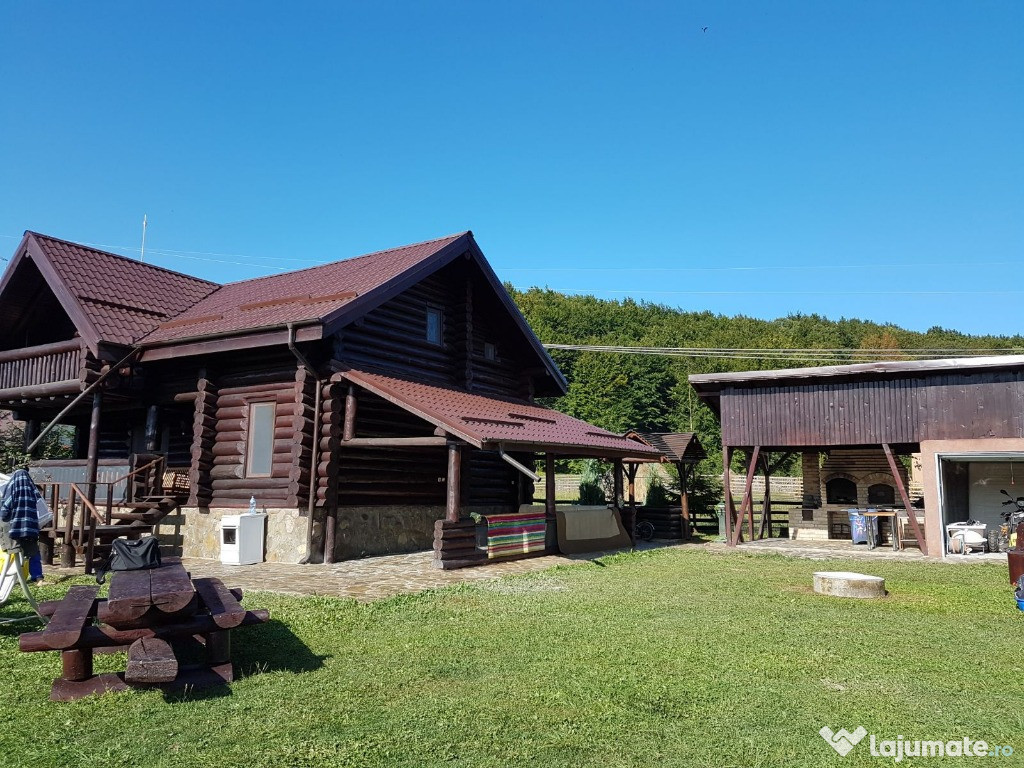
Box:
<box><xmin>1</xmin><ymin>548</ymin><xmax>1020</xmax><ymax>767</ymax></box>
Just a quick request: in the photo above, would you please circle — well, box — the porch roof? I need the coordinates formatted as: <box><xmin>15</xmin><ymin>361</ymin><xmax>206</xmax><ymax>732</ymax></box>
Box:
<box><xmin>337</xmin><ymin>367</ymin><xmax>662</xmax><ymax>459</ymax></box>
<box><xmin>621</xmin><ymin>431</ymin><xmax>706</xmax><ymax>464</ymax></box>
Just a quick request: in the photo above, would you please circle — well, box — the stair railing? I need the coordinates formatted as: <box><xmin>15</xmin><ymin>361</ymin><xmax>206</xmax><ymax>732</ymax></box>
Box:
<box><xmin>107</xmin><ymin>455</ymin><xmax>167</xmax><ymax>504</ymax></box>
<box><xmin>64</xmin><ymin>483</ymin><xmax>105</xmax><ymax>574</ymax></box>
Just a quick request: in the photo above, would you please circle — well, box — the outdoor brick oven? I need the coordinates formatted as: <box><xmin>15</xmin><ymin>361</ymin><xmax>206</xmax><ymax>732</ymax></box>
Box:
<box><xmin>791</xmin><ymin>448</ymin><xmax>908</xmax><ymax>541</ymax></box>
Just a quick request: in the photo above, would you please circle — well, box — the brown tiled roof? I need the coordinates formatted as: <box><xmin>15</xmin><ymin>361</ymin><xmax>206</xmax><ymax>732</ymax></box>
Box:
<box><xmin>28</xmin><ymin>233</ymin><xmax>219</xmax><ymax>345</ymax></box>
<box><xmin>339</xmin><ymin>368</ymin><xmax>661</xmax><ymax>457</ymax></box>
<box><xmin>142</xmin><ymin>233</ymin><xmax>467</xmax><ymax>343</ymax></box>
<box><xmin>625</xmin><ymin>431</ymin><xmax>706</xmax><ymax>463</ymax></box>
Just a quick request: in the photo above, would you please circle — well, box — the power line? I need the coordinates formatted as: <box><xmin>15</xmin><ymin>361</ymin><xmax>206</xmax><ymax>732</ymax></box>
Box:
<box><xmin>542</xmin><ymin>343</ymin><xmax>1024</xmax><ymax>362</ymax></box>
<box><xmin>523</xmin><ymin>287</ymin><xmax>1024</xmax><ymax>297</ymax></box>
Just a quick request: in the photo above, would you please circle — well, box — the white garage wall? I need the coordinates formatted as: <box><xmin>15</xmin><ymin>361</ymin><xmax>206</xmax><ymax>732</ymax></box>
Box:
<box><xmin>967</xmin><ymin>462</ymin><xmax>1024</xmax><ymax>527</ymax></box>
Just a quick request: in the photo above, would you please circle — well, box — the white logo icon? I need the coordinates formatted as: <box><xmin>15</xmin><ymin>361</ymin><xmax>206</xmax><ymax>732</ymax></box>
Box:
<box><xmin>820</xmin><ymin>726</ymin><xmax>868</xmax><ymax>756</ymax></box>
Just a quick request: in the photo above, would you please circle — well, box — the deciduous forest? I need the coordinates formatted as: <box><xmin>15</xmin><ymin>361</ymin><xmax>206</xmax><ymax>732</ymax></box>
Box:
<box><xmin>512</xmin><ymin>287</ymin><xmax>1024</xmax><ymax>474</ymax></box>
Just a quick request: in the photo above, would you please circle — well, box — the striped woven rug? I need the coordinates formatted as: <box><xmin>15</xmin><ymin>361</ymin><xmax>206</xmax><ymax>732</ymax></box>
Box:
<box><xmin>485</xmin><ymin>511</ymin><xmax>547</xmax><ymax>559</ymax></box>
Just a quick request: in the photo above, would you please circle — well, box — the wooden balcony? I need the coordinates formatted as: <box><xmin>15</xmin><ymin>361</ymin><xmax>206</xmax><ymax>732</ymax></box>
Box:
<box><xmin>0</xmin><ymin>339</ymin><xmax>84</xmax><ymax>402</ymax></box>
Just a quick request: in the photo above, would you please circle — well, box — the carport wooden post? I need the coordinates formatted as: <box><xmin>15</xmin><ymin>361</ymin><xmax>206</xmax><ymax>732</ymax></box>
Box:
<box><xmin>758</xmin><ymin>453</ymin><xmax>772</xmax><ymax>540</ymax></box>
<box><xmin>446</xmin><ymin>442</ymin><xmax>463</xmax><ymax>522</ymax></box>
<box><xmin>731</xmin><ymin>446</ymin><xmax>760</xmax><ymax>547</ymax></box>
<box><xmin>882</xmin><ymin>443</ymin><xmax>928</xmax><ymax>555</ymax></box>
<box><xmin>722</xmin><ymin>446</ymin><xmax>735</xmax><ymax>545</ymax></box>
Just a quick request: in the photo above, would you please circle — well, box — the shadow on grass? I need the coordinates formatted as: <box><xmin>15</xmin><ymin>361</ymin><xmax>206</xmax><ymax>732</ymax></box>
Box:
<box><xmin>232</xmin><ymin>617</ymin><xmax>328</xmax><ymax>676</ymax></box>
<box><xmin>162</xmin><ymin>618</ymin><xmax>327</xmax><ymax>703</ymax></box>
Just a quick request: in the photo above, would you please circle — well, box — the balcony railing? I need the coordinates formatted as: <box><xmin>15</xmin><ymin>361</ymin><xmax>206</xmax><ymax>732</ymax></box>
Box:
<box><xmin>0</xmin><ymin>339</ymin><xmax>83</xmax><ymax>399</ymax></box>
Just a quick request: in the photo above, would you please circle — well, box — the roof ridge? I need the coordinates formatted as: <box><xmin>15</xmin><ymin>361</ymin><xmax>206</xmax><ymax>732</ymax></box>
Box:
<box><xmin>217</xmin><ymin>231</ymin><xmax>470</xmax><ymax>288</ymax></box>
<box><xmin>26</xmin><ymin>231</ymin><xmax>222</xmax><ymax>288</ymax></box>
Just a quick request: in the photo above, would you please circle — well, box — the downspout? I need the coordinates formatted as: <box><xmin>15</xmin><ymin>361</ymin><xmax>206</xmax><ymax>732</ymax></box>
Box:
<box><xmin>287</xmin><ymin>323</ymin><xmax>323</xmax><ymax>564</ymax></box>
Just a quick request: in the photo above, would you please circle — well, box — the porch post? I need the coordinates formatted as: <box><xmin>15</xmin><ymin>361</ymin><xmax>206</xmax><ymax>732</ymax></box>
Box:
<box><xmin>626</xmin><ymin>463</ymin><xmax>637</xmax><ymax>506</ymax></box>
<box><xmin>84</xmin><ymin>391</ymin><xmax>103</xmax><ymax>506</ymax></box>
<box><xmin>446</xmin><ymin>442</ymin><xmax>463</xmax><ymax>522</ymax></box>
<box><xmin>723</xmin><ymin>446</ymin><xmax>734</xmax><ymax>546</ymax></box>
<box><xmin>545</xmin><ymin>453</ymin><xmax>557</xmax><ymax>551</ymax></box>
<box><xmin>759</xmin><ymin>453</ymin><xmax>772</xmax><ymax>539</ymax></box>
<box><xmin>678</xmin><ymin>461</ymin><xmax>691</xmax><ymax>539</ymax></box>
<box><xmin>343</xmin><ymin>385</ymin><xmax>357</xmax><ymax>442</ymax></box>
<box><xmin>22</xmin><ymin>419</ymin><xmax>39</xmax><ymax>453</ymax></box>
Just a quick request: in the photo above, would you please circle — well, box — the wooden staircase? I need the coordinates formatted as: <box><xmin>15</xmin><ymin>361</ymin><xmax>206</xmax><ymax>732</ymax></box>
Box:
<box><xmin>39</xmin><ymin>455</ymin><xmax>187</xmax><ymax>573</ymax></box>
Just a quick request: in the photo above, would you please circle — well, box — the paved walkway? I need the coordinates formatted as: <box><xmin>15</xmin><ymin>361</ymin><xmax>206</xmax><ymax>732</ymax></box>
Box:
<box><xmin>705</xmin><ymin>537</ymin><xmax>1005</xmax><ymax>564</ymax></box>
<box><xmin>44</xmin><ymin>538</ymin><xmax>1003</xmax><ymax>604</ymax></box>
<box><xmin>178</xmin><ymin>541</ymin><xmax>686</xmax><ymax>602</ymax></box>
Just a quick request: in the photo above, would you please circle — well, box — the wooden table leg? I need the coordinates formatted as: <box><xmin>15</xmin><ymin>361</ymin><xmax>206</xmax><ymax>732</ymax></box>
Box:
<box><xmin>61</xmin><ymin>648</ymin><xmax>93</xmax><ymax>682</ymax></box>
<box><xmin>206</xmin><ymin>630</ymin><xmax>231</xmax><ymax>666</ymax></box>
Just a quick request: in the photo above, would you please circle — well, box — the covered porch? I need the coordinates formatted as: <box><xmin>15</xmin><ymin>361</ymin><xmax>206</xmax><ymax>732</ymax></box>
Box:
<box><xmin>320</xmin><ymin>367</ymin><xmax>662</xmax><ymax>569</ymax></box>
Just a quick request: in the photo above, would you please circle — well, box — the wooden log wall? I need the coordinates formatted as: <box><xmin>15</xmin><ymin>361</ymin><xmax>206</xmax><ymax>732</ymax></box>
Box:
<box><xmin>466</xmin><ymin>450</ymin><xmax>520</xmax><ymax>506</ymax></box>
<box><xmin>290</xmin><ymin>366</ymin><xmax>316</xmax><ymax>510</ymax></box>
<box><xmin>334</xmin><ymin>391</ymin><xmax>446</xmax><ymax>506</ymax></box>
<box><xmin>188</xmin><ymin>377</ymin><xmax>217</xmax><ymax>507</ymax></box>
<box><xmin>210</xmin><ymin>368</ymin><xmax>303</xmax><ymax>506</ymax></box>
<box><xmin>335</xmin><ymin>268</ymin><xmax>462</xmax><ymax>387</ymax></box>
<box><xmin>332</xmin><ymin>260</ymin><xmax>536</xmax><ymax>400</ymax></box>
<box><xmin>97</xmin><ymin>413</ymin><xmax>132</xmax><ymax>460</ymax></box>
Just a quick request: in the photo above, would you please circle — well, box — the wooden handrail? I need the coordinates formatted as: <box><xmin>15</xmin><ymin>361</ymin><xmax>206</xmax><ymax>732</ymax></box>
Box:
<box><xmin>0</xmin><ymin>338</ymin><xmax>81</xmax><ymax>364</ymax></box>
<box><xmin>107</xmin><ymin>456</ymin><xmax>166</xmax><ymax>487</ymax></box>
<box><xmin>69</xmin><ymin>484</ymin><xmax>103</xmax><ymax>525</ymax></box>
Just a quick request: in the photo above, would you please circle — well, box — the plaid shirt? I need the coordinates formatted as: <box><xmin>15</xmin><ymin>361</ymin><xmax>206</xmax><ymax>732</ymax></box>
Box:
<box><xmin>0</xmin><ymin>469</ymin><xmax>41</xmax><ymax>540</ymax></box>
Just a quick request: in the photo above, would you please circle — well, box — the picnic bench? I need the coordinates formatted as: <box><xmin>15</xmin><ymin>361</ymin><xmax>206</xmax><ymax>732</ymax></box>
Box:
<box><xmin>19</xmin><ymin>560</ymin><xmax>269</xmax><ymax>701</ymax></box>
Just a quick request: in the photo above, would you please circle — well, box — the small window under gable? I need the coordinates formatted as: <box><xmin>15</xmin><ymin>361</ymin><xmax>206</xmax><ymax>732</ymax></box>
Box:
<box><xmin>245</xmin><ymin>401</ymin><xmax>276</xmax><ymax>477</ymax></box>
<box><xmin>484</xmin><ymin>342</ymin><xmax>497</xmax><ymax>361</ymax></box>
<box><xmin>426</xmin><ymin>307</ymin><xmax>443</xmax><ymax>346</ymax></box>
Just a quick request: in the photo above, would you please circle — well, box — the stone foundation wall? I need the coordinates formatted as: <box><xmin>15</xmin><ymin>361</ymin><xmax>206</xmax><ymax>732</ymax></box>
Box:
<box><xmin>332</xmin><ymin>504</ymin><xmax>513</xmax><ymax>561</ymax></box>
<box><xmin>180</xmin><ymin>507</ymin><xmax>309</xmax><ymax>563</ymax></box>
<box><xmin>178</xmin><ymin>503</ymin><xmax>517</xmax><ymax>563</ymax></box>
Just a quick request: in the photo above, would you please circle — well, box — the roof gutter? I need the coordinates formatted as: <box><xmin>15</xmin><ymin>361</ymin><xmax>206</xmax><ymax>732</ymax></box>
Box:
<box><xmin>286</xmin><ymin>323</ymin><xmax>323</xmax><ymax>565</ymax></box>
<box><xmin>139</xmin><ymin>319</ymin><xmax>323</xmax><ymax>354</ymax></box>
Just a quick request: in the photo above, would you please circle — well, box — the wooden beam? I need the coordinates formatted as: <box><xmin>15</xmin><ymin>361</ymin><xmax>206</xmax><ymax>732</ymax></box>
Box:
<box><xmin>446</xmin><ymin>443</ymin><xmax>463</xmax><ymax>522</ymax></box>
<box><xmin>340</xmin><ymin>437</ymin><xmax>449</xmax><ymax>447</ymax></box>
<box><xmin>882</xmin><ymin>443</ymin><xmax>928</xmax><ymax>555</ymax></box>
<box><xmin>731</xmin><ymin>446</ymin><xmax>760</xmax><ymax>546</ymax></box>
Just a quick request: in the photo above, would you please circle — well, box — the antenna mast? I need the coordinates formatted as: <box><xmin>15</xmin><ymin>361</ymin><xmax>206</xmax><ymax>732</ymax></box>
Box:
<box><xmin>140</xmin><ymin>214</ymin><xmax>148</xmax><ymax>261</ymax></box>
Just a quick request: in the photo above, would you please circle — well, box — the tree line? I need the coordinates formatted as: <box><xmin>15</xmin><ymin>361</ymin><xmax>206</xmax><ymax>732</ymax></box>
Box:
<box><xmin>511</xmin><ymin>286</ymin><xmax>1024</xmax><ymax>475</ymax></box>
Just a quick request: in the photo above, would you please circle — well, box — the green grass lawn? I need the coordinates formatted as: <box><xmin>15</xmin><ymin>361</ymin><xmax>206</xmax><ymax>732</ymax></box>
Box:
<box><xmin>1</xmin><ymin>549</ymin><xmax>1022</xmax><ymax>767</ymax></box>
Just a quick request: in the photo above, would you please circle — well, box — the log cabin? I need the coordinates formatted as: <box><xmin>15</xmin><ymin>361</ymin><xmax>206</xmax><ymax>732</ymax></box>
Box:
<box><xmin>0</xmin><ymin>230</ymin><xmax>659</xmax><ymax>569</ymax></box>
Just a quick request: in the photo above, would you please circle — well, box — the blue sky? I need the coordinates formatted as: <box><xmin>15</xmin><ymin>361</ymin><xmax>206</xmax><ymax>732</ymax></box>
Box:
<box><xmin>1</xmin><ymin>2</ymin><xmax>1021</xmax><ymax>336</ymax></box>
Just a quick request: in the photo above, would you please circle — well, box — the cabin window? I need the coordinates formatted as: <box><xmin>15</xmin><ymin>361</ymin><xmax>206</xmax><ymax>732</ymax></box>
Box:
<box><xmin>484</xmin><ymin>342</ymin><xmax>497</xmax><ymax>361</ymax></box>
<box><xmin>426</xmin><ymin>307</ymin><xmax>443</xmax><ymax>346</ymax></box>
<box><xmin>245</xmin><ymin>401</ymin><xmax>276</xmax><ymax>477</ymax></box>
<box><xmin>867</xmin><ymin>483</ymin><xmax>895</xmax><ymax>506</ymax></box>
<box><xmin>825</xmin><ymin>477</ymin><xmax>857</xmax><ymax>505</ymax></box>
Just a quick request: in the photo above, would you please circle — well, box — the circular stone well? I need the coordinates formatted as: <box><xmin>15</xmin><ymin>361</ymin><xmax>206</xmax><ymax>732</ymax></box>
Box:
<box><xmin>813</xmin><ymin>571</ymin><xmax>886</xmax><ymax>599</ymax></box>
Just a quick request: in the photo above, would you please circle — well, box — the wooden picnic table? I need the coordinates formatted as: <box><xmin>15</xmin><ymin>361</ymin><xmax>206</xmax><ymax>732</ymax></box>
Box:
<box><xmin>19</xmin><ymin>560</ymin><xmax>268</xmax><ymax>701</ymax></box>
